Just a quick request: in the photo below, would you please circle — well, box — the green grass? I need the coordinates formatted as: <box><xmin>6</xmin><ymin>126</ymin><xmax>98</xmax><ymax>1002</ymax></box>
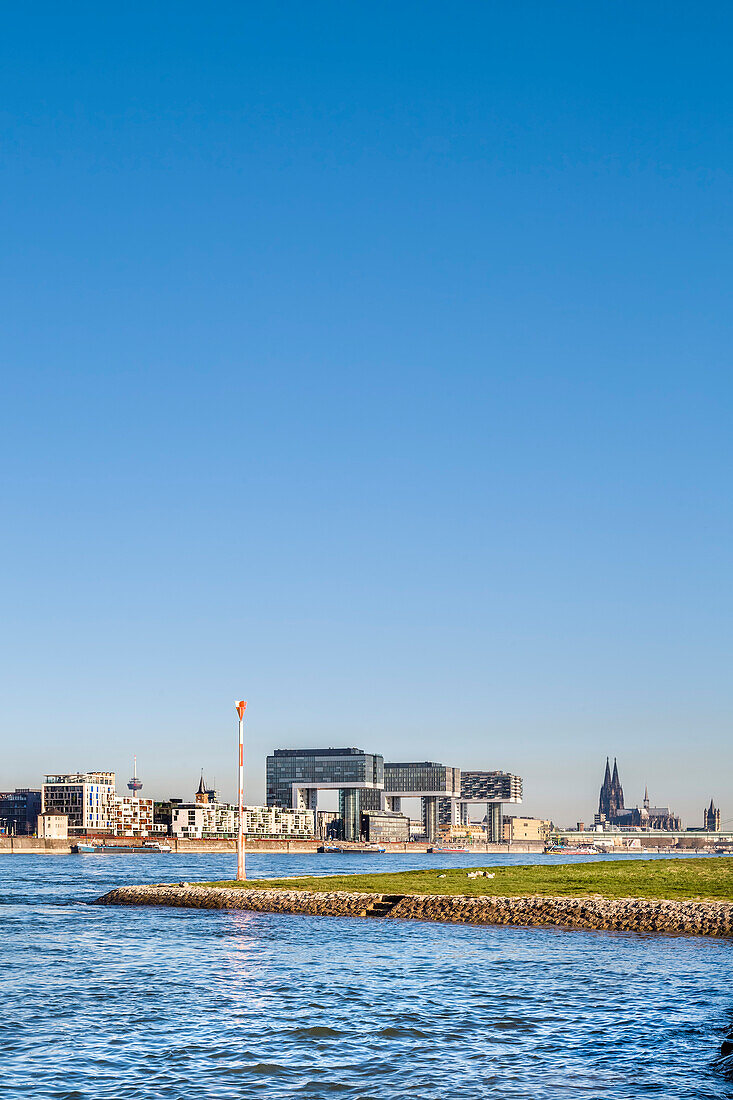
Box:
<box><xmin>202</xmin><ymin>857</ymin><xmax>733</xmax><ymax>902</ymax></box>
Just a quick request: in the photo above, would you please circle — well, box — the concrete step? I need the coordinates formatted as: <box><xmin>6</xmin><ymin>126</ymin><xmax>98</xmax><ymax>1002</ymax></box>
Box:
<box><xmin>365</xmin><ymin>894</ymin><xmax>407</xmax><ymax>918</ymax></box>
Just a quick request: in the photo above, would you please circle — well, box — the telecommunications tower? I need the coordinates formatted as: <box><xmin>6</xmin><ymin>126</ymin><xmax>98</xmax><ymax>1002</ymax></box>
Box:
<box><xmin>127</xmin><ymin>756</ymin><xmax>143</xmax><ymax>796</ymax></box>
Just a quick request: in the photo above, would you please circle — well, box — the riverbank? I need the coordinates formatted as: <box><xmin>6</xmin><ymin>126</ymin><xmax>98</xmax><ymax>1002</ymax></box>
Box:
<box><xmin>0</xmin><ymin>836</ymin><xmax>545</xmax><ymax>855</ymax></box>
<box><xmin>95</xmin><ymin>857</ymin><xmax>733</xmax><ymax>937</ymax></box>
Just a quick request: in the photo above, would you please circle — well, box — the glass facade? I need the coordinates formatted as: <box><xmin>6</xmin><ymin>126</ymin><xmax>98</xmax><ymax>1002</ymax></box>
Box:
<box><xmin>266</xmin><ymin>748</ymin><xmax>384</xmax><ymax>809</ymax></box>
<box><xmin>384</xmin><ymin>762</ymin><xmax>461</xmax><ymax>796</ymax></box>
<box><xmin>265</xmin><ymin>752</ymin><xmax>522</xmax><ymax>844</ymax></box>
<box><xmin>361</xmin><ymin>810</ymin><xmax>410</xmax><ymax>843</ymax></box>
<box><xmin>0</xmin><ymin>789</ymin><xmax>42</xmax><ymax>836</ymax></box>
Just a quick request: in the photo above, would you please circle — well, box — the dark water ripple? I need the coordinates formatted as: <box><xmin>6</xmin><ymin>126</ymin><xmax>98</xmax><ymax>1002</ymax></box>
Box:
<box><xmin>1</xmin><ymin>851</ymin><xmax>732</xmax><ymax>1099</ymax></box>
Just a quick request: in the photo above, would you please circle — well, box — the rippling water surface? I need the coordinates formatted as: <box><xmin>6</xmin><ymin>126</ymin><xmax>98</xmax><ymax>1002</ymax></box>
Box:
<box><xmin>1</xmin><ymin>851</ymin><xmax>732</xmax><ymax>1099</ymax></box>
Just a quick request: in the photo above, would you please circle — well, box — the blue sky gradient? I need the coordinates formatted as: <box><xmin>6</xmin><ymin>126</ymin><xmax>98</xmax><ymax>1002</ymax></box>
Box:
<box><xmin>2</xmin><ymin>3</ymin><xmax>731</xmax><ymax>824</ymax></box>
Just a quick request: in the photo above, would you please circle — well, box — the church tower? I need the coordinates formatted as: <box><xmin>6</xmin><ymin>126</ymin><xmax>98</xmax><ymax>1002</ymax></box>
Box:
<box><xmin>598</xmin><ymin>757</ymin><xmax>613</xmax><ymax>819</ymax></box>
<box><xmin>704</xmin><ymin>799</ymin><xmax>720</xmax><ymax>831</ymax></box>
<box><xmin>609</xmin><ymin>758</ymin><xmax>625</xmax><ymax>818</ymax></box>
<box><xmin>195</xmin><ymin>773</ymin><xmax>209</xmax><ymax>805</ymax></box>
<box><xmin>597</xmin><ymin>757</ymin><xmax>626</xmax><ymax>823</ymax></box>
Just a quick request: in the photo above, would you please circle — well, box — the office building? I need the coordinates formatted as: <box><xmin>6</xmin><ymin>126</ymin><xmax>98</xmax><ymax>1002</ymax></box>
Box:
<box><xmin>361</xmin><ymin>809</ymin><xmax>410</xmax><ymax>843</ymax></box>
<box><xmin>384</xmin><ymin>761</ymin><xmax>461</xmax><ymax>841</ymax></box>
<box><xmin>0</xmin><ymin>788</ymin><xmax>42</xmax><ymax>835</ymax></box>
<box><xmin>267</xmin><ymin>746</ymin><xmax>523</xmax><ymax>842</ymax></box>
<box><xmin>266</xmin><ymin>748</ymin><xmax>384</xmax><ymax>841</ymax></box>
<box><xmin>41</xmin><ymin>773</ymin><xmax>116</xmax><ymax>834</ymax></box>
<box><xmin>440</xmin><ymin>770</ymin><xmax>523</xmax><ymax>842</ymax></box>
<box><xmin>153</xmin><ymin>798</ymin><xmax>182</xmax><ymax>833</ymax></box>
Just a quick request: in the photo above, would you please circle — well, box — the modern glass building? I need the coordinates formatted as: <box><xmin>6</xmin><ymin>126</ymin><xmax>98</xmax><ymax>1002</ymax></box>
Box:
<box><xmin>361</xmin><ymin>810</ymin><xmax>410</xmax><ymax>843</ymax></box>
<box><xmin>265</xmin><ymin>750</ymin><xmax>523</xmax><ymax>844</ymax></box>
<box><xmin>41</xmin><ymin>773</ymin><xmax>117</xmax><ymax>834</ymax></box>
<box><xmin>0</xmin><ymin>788</ymin><xmax>42</xmax><ymax>836</ymax></box>
<box><xmin>439</xmin><ymin>770</ymin><xmax>523</xmax><ymax>841</ymax></box>
<box><xmin>383</xmin><ymin>761</ymin><xmax>461</xmax><ymax>841</ymax></box>
<box><xmin>266</xmin><ymin>748</ymin><xmax>384</xmax><ymax>841</ymax></box>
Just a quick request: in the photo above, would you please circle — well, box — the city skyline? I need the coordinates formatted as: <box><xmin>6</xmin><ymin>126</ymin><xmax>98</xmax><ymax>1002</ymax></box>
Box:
<box><xmin>4</xmin><ymin>740</ymin><xmax>726</xmax><ymax>830</ymax></box>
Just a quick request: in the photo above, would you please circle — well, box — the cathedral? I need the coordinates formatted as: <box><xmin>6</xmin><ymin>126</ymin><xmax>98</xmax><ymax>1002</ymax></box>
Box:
<box><xmin>595</xmin><ymin>757</ymin><xmax>682</xmax><ymax>830</ymax></box>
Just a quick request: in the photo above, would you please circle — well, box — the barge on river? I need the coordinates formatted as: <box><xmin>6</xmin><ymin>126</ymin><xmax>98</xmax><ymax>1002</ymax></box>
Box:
<box><xmin>73</xmin><ymin>841</ymin><xmax>172</xmax><ymax>854</ymax></box>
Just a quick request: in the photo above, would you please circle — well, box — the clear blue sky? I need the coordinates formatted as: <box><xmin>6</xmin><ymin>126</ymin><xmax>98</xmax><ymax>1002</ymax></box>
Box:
<box><xmin>2</xmin><ymin>2</ymin><xmax>731</xmax><ymax>826</ymax></box>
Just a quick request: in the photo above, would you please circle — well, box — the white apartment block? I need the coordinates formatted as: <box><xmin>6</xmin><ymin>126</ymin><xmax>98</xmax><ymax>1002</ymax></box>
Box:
<box><xmin>42</xmin><ymin>773</ymin><xmax>116</xmax><ymax>833</ymax></box>
<box><xmin>172</xmin><ymin>803</ymin><xmax>315</xmax><ymax>840</ymax></box>
<box><xmin>113</xmin><ymin>796</ymin><xmax>154</xmax><ymax>837</ymax></box>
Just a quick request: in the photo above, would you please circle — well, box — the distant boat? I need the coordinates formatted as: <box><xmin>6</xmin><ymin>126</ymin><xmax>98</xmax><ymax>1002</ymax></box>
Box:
<box><xmin>431</xmin><ymin>846</ymin><xmax>470</xmax><ymax>853</ymax></box>
<box><xmin>74</xmin><ymin>841</ymin><xmax>172</xmax><ymax>854</ymax></box>
<box><xmin>545</xmin><ymin>844</ymin><xmax>599</xmax><ymax>855</ymax></box>
<box><xmin>317</xmin><ymin>844</ymin><xmax>386</xmax><ymax>854</ymax></box>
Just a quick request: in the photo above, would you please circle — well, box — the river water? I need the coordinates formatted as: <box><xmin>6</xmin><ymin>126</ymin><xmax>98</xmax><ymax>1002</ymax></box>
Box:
<box><xmin>1</xmin><ymin>851</ymin><xmax>732</xmax><ymax>1099</ymax></box>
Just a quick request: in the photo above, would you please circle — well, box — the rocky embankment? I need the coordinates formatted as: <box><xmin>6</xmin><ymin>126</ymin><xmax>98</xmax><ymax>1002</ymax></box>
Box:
<box><xmin>94</xmin><ymin>884</ymin><xmax>733</xmax><ymax>937</ymax></box>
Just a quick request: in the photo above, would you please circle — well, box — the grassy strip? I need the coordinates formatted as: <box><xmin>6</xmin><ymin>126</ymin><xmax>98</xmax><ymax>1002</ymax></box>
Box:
<box><xmin>202</xmin><ymin>857</ymin><xmax>733</xmax><ymax>902</ymax></box>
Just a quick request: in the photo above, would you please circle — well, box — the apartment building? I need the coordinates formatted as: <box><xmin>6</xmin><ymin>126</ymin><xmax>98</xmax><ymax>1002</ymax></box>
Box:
<box><xmin>113</xmin><ymin>796</ymin><xmax>154</xmax><ymax>837</ymax></box>
<box><xmin>41</xmin><ymin>773</ymin><xmax>116</xmax><ymax>834</ymax></box>
<box><xmin>171</xmin><ymin>803</ymin><xmax>315</xmax><ymax>840</ymax></box>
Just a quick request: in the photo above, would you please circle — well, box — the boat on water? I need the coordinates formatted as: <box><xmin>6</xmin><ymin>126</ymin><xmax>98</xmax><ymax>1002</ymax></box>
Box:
<box><xmin>73</xmin><ymin>841</ymin><xmax>172</xmax><ymax>854</ymax></box>
<box><xmin>317</xmin><ymin>844</ymin><xmax>386</xmax><ymax>854</ymax></box>
<box><xmin>430</xmin><ymin>846</ymin><xmax>470</xmax><ymax>853</ymax></box>
<box><xmin>545</xmin><ymin>844</ymin><xmax>599</xmax><ymax>855</ymax></box>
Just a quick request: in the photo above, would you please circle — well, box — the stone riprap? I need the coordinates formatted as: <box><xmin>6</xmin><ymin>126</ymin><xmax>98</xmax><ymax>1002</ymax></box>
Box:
<box><xmin>95</xmin><ymin>884</ymin><xmax>389</xmax><ymax>918</ymax></box>
<box><xmin>94</xmin><ymin>884</ymin><xmax>733</xmax><ymax>937</ymax></box>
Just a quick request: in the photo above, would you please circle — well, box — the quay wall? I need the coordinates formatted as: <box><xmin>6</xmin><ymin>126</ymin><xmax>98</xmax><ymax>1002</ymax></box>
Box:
<box><xmin>0</xmin><ymin>836</ymin><xmax>544</xmax><ymax>855</ymax></box>
<box><xmin>94</xmin><ymin>884</ymin><xmax>733</xmax><ymax>937</ymax></box>
<box><xmin>0</xmin><ymin>837</ymin><xmax>72</xmax><ymax>853</ymax></box>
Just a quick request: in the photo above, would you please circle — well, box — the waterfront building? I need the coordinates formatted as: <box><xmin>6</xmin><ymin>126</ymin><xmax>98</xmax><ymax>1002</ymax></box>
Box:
<box><xmin>37</xmin><ymin>813</ymin><xmax>68</xmax><ymax>839</ymax></box>
<box><xmin>360</xmin><ymin>809</ymin><xmax>410</xmax><ymax>843</ymax></box>
<box><xmin>595</xmin><ymin>760</ymin><xmax>682</xmax><ymax>830</ymax></box>
<box><xmin>704</xmin><ymin>799</ymin><xmax>721</xmax><ymax>832</ymax></box>
<box><xmin>266</xmin><ymin>748</ymin><xmax>384</xmax><ymax>841</ymax></box>
<box><xmin>153</xmin><ymin>797</ymin><xmax>182</xmax><ymax>833</ymax></box>
<box><xmin>41</xmin><ymin>773</ymin><xmax>116</xmax><ymax>834</ymax></box>
<box><xmin>383</xmin><ymin>761</ymin><xmax>461</xmax><ymax>842</ymax></box>
<box><xmin>502</xmin><ymin>816</ymin><xmax>550</xmax><ymax>843</ymax></box>
<box><xmin>315</xmin><ymin>810</ymin><xmax>339</xmax><ymax>840</ymax></box>
<box><xmin>441</xmin><ymin>770</ymin><xmax>523</xmax><ymax>842</ymax></box>
<box><xmin>266</xmin><ymin>746</ymin><xmax>524</xmax><ymax>842</ymax></box>
<box><xmin>172</xmin><ymin>802</ymin><xmax>235</xmax><ymax>838</ymax></box>
<box><xmin>0</xmin><ymin>788</ymin><xmax>42</xmax><ymax>835</ymax></box>
<box><xmin>113</xmin><ymin>796</ymin><xmax>154</xmax><ymax>837</ymax></box>
<box><xmin>172</xmin><ymin>802</ymin><xmax>315</xmax><ymax>840</ymax></box>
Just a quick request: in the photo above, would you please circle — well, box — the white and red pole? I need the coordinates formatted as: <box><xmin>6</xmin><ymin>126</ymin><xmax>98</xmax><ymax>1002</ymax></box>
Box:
<box><xmin>235</xmin><ymin>700</ymin><xmax>247</xmax><ymax>881</ymax></box>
